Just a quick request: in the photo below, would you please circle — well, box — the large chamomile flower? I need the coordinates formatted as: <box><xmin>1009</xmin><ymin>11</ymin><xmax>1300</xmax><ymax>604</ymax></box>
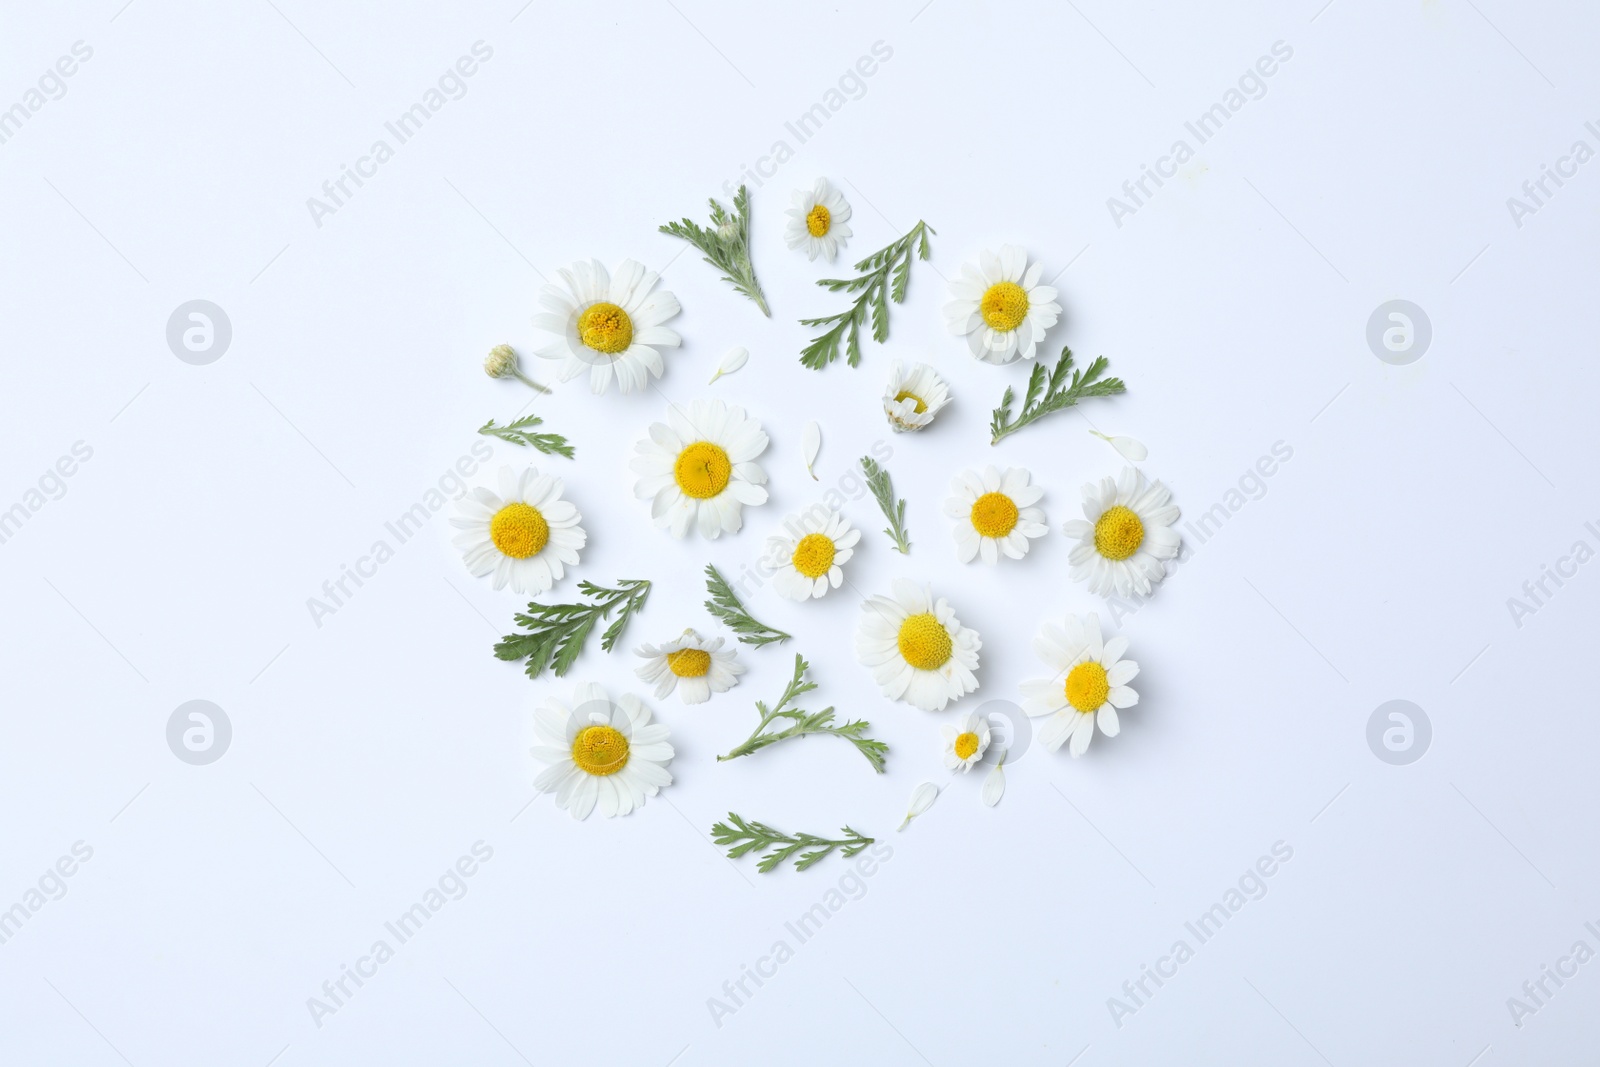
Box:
<box><xmin>635</xmin><ymin>628</ymin><xmax>745</xmax><ymax>704</ymax></box>
<box><xmin>450</xmin><ymin>466</ymin><xmax>585</xmax><ymax>594</ymax></box>
<box><xmin>784</xmin><ymin>178</ymin><xmax>853</xmax><ymax>262</ymax></box>
<box><xmin>765</xmin><ymin>508</ymin><xmax>860</xmax><ymax>601</ymax></box>
<box><xmin>631</xmin><ymin>399</ymin><xmax>769</xmax><ymax>539</ymax></box>
<box><xmin>883</xmin><ymin>361</ymin><xmax>952</xmax><ymax>433</ymax></box>
<box><xmin>1020</xmin><ymin>613</ymin><xmax>1138</xmax><ymax>757</ymax></box>
<box><xmin>942</xmin><ymin>245</ymin><xmax>1061</xmax><ymax>364</ymax></box>
<box><xmin>1064</xmin><ymin>467</ymin><xmax>1181</xmax><ymax>597</ymax></box>
<box><xmin>940</xmin><ymin>711</ymin><xmax>991</xmax><ymax>772</ymax></box>
<box><xmin>531</xmin><ymin>259</ymin><xmax>681</xmax><ymax>394</ymax></box>
<box><xmin>531</xmin><ymin>685</ymin><xmax>673</xmax><ymax>820</ymax></box>
<box><xmin>943</xmin><ymin>466</ymin><xmax>1047</xmax><ymax>565</ymax></box>
<box><xmin>856</xmin><ymin>578</ymin><xmax>981</xmax><ymax>712</ymax></box>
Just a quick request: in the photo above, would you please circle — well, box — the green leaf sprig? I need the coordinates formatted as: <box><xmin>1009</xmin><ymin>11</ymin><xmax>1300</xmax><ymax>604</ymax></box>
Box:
<box><xmin>990</xmin><ymin>346</ymin><xmax>1125</xmax><ymax>445</ymax></box>
<box><xmin>711</xmin><ymin>813</ymin><xmax>875</xmax><ymax>873</ymax></box>
<box><xmin>860</xmin><ymin>455</ymin><xmax>910</xmax><ymax>554</ymax></box>
<box><xmin>704</xmin><ymin>564</ymin><xmax>790</xmax><ymax>647</ymax></box>
<box><xmin>493</xmin><ymin>579</ymin><xmax>650</xmax><ymax>680</ymax></box>
<box><xmin>718</xmin><ymin>654</ymin><xmax>887</xmax><ymax>771</ymax></box>
<box><xmin>478</xmin><ymin>415</ymin><xmax>574</xmax><ymax>459</ymax></box>
<box><xmin>659</xmin><ymin>185</ymin><xmax>769</xmax><ymax>316</ymax></box>
<box><xmin>799</xmin><ymin>221</ymin><xmax>934</xmax><ymax>370</ymax></box>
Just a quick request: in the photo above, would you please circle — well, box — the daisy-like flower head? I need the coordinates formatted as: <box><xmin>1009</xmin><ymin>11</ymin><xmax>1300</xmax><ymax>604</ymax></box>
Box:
<box><xmin>940</xmin><ymin>711</ymin><xmax>991</xmax><ymax>772</ymax></box>
<box><xmin>1063</xmin><ymin>467</ymin><xmax>1181</xmax><ymax>597</ymax></box>
<box><xmin>449</xmin><ymin>465</ymin><xmax>585</xmax><ymax>594</ymax></box>
<box><xmin>882</xmin><ymin>361</ymin><xmax>952</xmax><ymax>433</ymax></box>
<box><xmin>635</xmin><ymin>628</ymin><xmax>745</xmax><ymax>704</ymax></box>
<box><xmin>1020</xmin><ymin>613</ymin><xmax>1138</xmax><ymax>757</ymax></box>
<box><xmin>784</xmin><ymin>178</ymin><xmax>853</xmax><ymax>261</ymax></box>
<box><xmin>942</xmin><ymin>245</ymin><xmax>1062</xmax><ymax>364</ymax></box>
<box><xmin>531</xmin><ymin>259</ymin><xmax>681</xmax><ymax>394</ymax></box>
<box><xmin>943</xmin><ymin>465</ymin><xmax>1047</xmax><ymax>565</ymax></box>
<box><xmin>855</xmin><ymin>578</ymin><xmax>981</xmax><ymax>712</ymax></box>
<box><xmin>764</xmin><ymin>508</ymin><xmax>860</xmax><ymax>601</ymax></box>
<box><xmin>531</xmin><ymin>684</ymin><xmax>673</xmax><ymax>820</ymax></box>
<box><xmin>631</xmin><ymin>399</ymin><xmax>769</xmax><ymax>539</ymax></box>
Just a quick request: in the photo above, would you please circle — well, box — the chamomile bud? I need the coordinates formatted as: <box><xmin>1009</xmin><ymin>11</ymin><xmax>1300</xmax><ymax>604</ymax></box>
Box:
<box><xmin>483</xmin><ymin>344</ymin><xmax>549</xmax><ymax>393</ymax></box>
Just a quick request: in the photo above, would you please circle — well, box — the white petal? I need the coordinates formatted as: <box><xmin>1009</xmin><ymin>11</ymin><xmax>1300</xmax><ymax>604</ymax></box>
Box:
<box><xmin>709</xmin><ymin>346</ymin><xmax>748</xmax><ymax>384</ymax></box>
<box><xmin>982</xmin><ymin>762</ymin><xmax>1006</xmax><ymax>807</ymax></box>
<box><xmin>801</xmin><ymin>421</ymin><xmax>821</xmax><ymax>480</ymax></box>
<box><xmin>1092</xmin><ymin>431</ymin><xmax>1148</xmax><ymax>461</ymax></box>
<box><xmin>898</xmin><ymin>782</ymin><xmax>939</xmax><ymax>830</ymax></box>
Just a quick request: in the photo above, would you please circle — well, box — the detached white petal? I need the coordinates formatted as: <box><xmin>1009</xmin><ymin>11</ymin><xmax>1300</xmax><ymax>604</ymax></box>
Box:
<box><xmin>801</xmin><ymin>420</ymin><xmax>822</xmax><ymax>481</ymax></box>
<box><xmin>1091</xmin><ymin>430</ymin><xmax>1147</xmax><ymax>462</ymax></box>
<box><xmin>898</xmin><ymin>781</ymin><xmax>939</xmax><ymax>830</ymax></box>
<box><xmin>982</xmin><ymin>746</ymin><xmax>1008</xmax><ymax>807</ymax></box>
<box><xmin>708</xmin><ymin>346</ymin><xmax>749</xmax><ymax>384</ymax></box>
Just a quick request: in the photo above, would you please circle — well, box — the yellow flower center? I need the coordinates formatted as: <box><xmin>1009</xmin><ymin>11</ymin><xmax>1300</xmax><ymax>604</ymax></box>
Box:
<box><xmin>667</xmin><ymin>648</ymin><xmax>712</xmax><ymax>678</ymax></box>
<box><xmin>897</xmin><ymin>613</ymin><xmax>953</xmax><ymax>671</ymax></box>
<box><xmin>1093</xmin><ymin>505</ymin><xmax>1145</xmax><ymax>560</ymax></box>
<box><xmin>575</xmin><ymin>301</ymin><xmax>634</xmax><ymax>354</ymax></box>
<box><xmin>1065</xmin><ymin>661</ymin><xmax>1110</xmax><ymax>713</ymax></box>
<box><xmin>673</xmin><ymin>442</ymin><xmax>732</xmax><ymax>499</ymax></box>
<box><xmin>489</xmin><ymin>502</ymin><xmax>549</xmax><ymax>559</ymax></box>
<box><xmin>980</xmin><ymin>281</ymin><xmax>1029</xmax><ymax>332</ymax></box>
<box><xmin>806</xmin><ymin>204</ymin><xmax>831</xmax><ymax>237</ymax></box>
<box><xmin>970</xmin><ymin>492</ymin><xmax>1019</xmax><ymax>538</ymax></box>
<box><xmin>892</xmin><ymin>390</ymin><xmax>927</xmax><ymax>414</ymax></box>
<box><xmin>571</xmin><ymin>724</ymin><xmax>629</xmax><ymax>776</ymax></box>
<box><xmin>954</xmin><ymin>731</ymin><xmax>980</xmax><ymax>760</ymax></box>
<box><xmin>791</xmin><ymin>533</ymin><xmax>836</xmax><ymax>579</ymax></box>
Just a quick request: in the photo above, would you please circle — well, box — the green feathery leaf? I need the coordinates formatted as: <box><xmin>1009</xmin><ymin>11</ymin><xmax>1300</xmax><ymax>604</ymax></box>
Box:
<box><xmin>659</xmin><ymin>185</ymin><xmax>769</xmax><ymax>316</ymax></box>
<box><xmin>704</xmin><ymin>564</ymin><xmax>790</xmax><ymax>647</ymax></box>
<box><xmin>989</xmin><ymin>346</ymin><xmax>1126</xmax><ymax>445</ymax></box>
<box><xmin>799</xmin><ymin>221</ymin><xmax>934</xmax><ymax>370</ymax></box>
<box><xmin>493</xmin><ymin>579</ymin><xmax>650</xmax><ymax>680</ymax></box>
<box><xmin>478</xmin><ymin>414</ymin><xmax>574</xmax><ymax>458</ymax></box>
<box><xmin>860</xmin><ymin>455</ymin><xmax>911</xmax><ymax>554</ymax></box>
<box><xmin>711</xmin><ymin>813</ymin><xmax>875</xmax><ymax>873</ymax></box>
<box><xmin>718</xmin><ymin>654</ymin><xmax>887</xmax><ymax>771</ymax></box>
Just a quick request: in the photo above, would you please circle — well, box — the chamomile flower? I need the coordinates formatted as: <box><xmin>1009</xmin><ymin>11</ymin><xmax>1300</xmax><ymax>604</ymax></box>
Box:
<box><xmin>1020</xmin><ymin>613</ymin><xmax>1138</xmax><ymax>757</ymax></box>
<box><xmin>630</xmin><ymin>399</ymin><xmax>769</xmax><ymax>539</ymax></box>
<box><xmin>531</xmin><ymin>259</ymin><xmax>681</xmax><ymax>395</ymax></box>
<box><xmin>1064</xmin><ymin>467</ymin><xmax>1181</xmax><ymax>597</ymax></box>
<box><xmin>855</xmin><ymin>578</ymin><xmax>981</xmax><ymax>712</ymax></box>
<box><xmin>882</xmin><ymin>361</ymin><xmax>952</xmax><ymax>433</ymax></box>
<box><xmin>943</xmin><ymin>466</ymin><xmax>1047</xmax><ymax>565</ymax></box>
<box><xmin>940</xmin><ymin>711</ymin><xmax>991</xmax><ymax>772</ymax></box>
<box><xmin>942</xmin><ymin>245</ymin><xmax>1062</xmax><ymax>364</ymax></box>
<box><xmin>530</xmin><ymin>685</ymin><xmax>674</xmax><ymax>820</ymax></box>
<box><xmin>784</xmin><ymin>178</ymin><xmax>853</xmax><ymax>261</ymax></box>
<box><xmin>765</xmin><ymin>508</ymin><xmax>860</xmax><ymax>601</ymax></box>
<box><xmin>634</xmin><ymin>628</ymin><xmax>745</xmax><ymax>704</ymax></box>
<box><xmin>449</xmin><ymin>466</ymin><xmax>585</xmax><ymax>594</ymax></box>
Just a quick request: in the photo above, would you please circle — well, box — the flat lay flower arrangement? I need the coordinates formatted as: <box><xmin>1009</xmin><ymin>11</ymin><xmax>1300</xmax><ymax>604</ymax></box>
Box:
<box><xmin>466</xmin><ymin>183</ymin><xmax>1180</xmax><ymax>869</ymax></box>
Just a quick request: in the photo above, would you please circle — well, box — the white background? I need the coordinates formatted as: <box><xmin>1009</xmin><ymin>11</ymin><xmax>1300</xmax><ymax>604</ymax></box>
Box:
<box><xmin>2</xmin><ymin>1</ymin><xmax>1597</xmax><ymax>1063</ymax></box>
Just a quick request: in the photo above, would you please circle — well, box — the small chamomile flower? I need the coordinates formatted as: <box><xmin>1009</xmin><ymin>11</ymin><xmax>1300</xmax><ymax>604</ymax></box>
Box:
<box><xmin>530</xmin><ymin>685</ymin><xmax>674</xmax><ymax>820</ymax></box>
<box><xmin>784</xmin><ymin>178</ymin><xmax>853</xmax><ymax>261</ymax></box>
<box><xmin>531</xmin><ymin>259</ymin><xmax>681</xmax><ymax>395</ymax></box>
<box><xmin>634</xmin><ymin>629</ymin><xmax>745</xmax><ymax>705</ymax></box>
<box><xmin>449</xmin><ymin>466</ymin><xmax>585</xmax><ymax>594</ymax></box>
<box><xmin>882</xmin><ymin>361</ymin><xmax>952</xmax><ymax>433</ymax></box>
<box><xmin>1020</xmin><ymin>613</ymin><xmax>1138</xmax><ymax>757</ymax></box>
<box><xmin>942</xmin><ymin>245</ymin><xmax>1062</xmax><ymax>364</ymax></box>
<box><xmin>630</xmin><ymin>399</ymin><xmax>769</xmax><ymax>539</ymax></box>
<box><xmin>1063</xmin><ymin>467</ymin><xmax>1181</xmax><ymax>597</ymax></box>
<box><xmin>943</xmin><ymin>466</ymin><xmax>1047</xmax><ymax>565</ymax></box>
<box><xmin>764</xmin><ymin>508</ymin><xmax>860</xmax><ymax>601</ymax></box>
<box><xmin>855</xmin><ymin>578</ymin><xmax>981</xmax><ymax>712</ymax></box>
<box><xmin>940</xmin><ymin>711</ymin><xmax>991</xmax><ymax>772</ymax></box>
